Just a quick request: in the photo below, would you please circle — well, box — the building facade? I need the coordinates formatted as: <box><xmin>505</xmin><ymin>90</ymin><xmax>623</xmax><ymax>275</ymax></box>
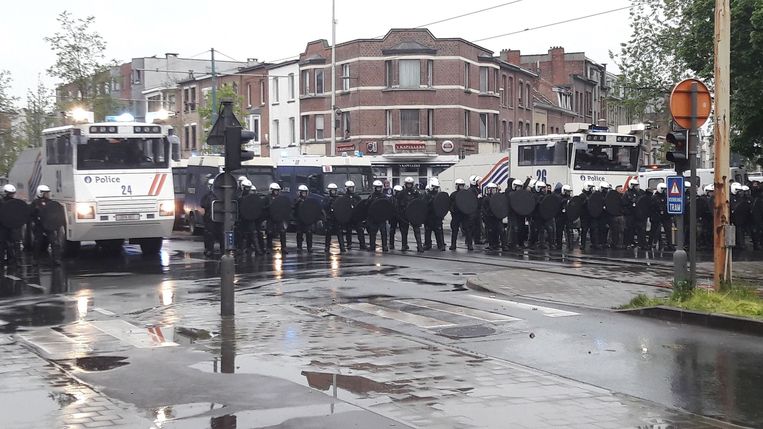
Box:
<box><xmin>297</xmin><ymin>28</ymin><xmax>538</xmax><ymax>186</ymax></box>
<box><xmin>267</xmin><ymin>60</ymin><xmax>300</xmax><ymax>159</ymax></box>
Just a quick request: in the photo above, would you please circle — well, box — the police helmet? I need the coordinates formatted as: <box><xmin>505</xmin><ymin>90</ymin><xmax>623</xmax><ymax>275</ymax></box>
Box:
<box><xmin>704</xmin><ymin>184</ymin><xmax>714</xmax><ymax>193</ymax></box>
<box><xmin>584</xmin><ymin>181</ymin><xmax>595</xmax><ymax>191</ymax></box>
<box><xmin>512</xmin><ymin>179</ymin><xmax>523</xmax><ymax>190</ymax></box>
<box><xmin>269</xmin><ymin>183</ymin><xmax>281</xmax><ymax>191</ymax></box>
<box><xmin>327</xmin><ymin>183</ymin><xmax>338</xmax><ymax>190</ymax></box>
<box><xmin>628</xmin><ymin>180</ymin><xmax>639</xmax><ymax>189</ymax></box>
<box><xmin>455</xmin><ymin>178</ymin><xmax>466</xmax><ymax>186</ymax></box>
<box><xmin>656</xmin><ymin>183</ymin><xmax>667</xmax><ymax>193</ymax></box>
<box><xmin>36</xmin><ymin>185</ymin><xmax>51</xmax><ymax>197</ymax></box>
<box><xmin>298</xmin><ymin>184</ymin><xmax>309</xmax><ymax>192</ymax></box>
<box><xmin>393</xmin><ymin>185</ymin><xmax>403</xmax><ymax>192</ymax></box>
<box><xmin>742</xmin><ymin>185</ymin><xmax>750</xmax><ymax>192</ymax></box>
<box><xmin>470</xmin><ymin>176</ymin><xmax>482</xmax><ymax>186</ymax></box>
<box><xmin>730</xmin><ymin>182</ymin><xmax>742</xmax><ymax>195</ymax></box>
<box><xmin>372</xmin><ymin>180</ymin><xmax>383</xmax><ymax>187</ymax></box>
<box><xmin>241</xmin><ymin>179</ymin><xmax>253</xmax><ymax>190</ymax></box>
<box><xmin>345</xmin><ymin>180</ymin><xmax>355</xmax><ymax>188</ymax></box>
<box><xmin>533</xmin><ymin>181</ymin><xmax>546</xmax><ymax>192</ymax></box>
<box><xmin>429</xmin><ymin>178</ymin><xmax>440</xmax><ymax>189</ymax></box>
<box><xmin>562</xmin><ymin>184</ymin><xmax>573</xmax><ymax>194</ymax></box>
<box><xmin>404</xmin><ymin>177</ymin><xmax>415</xmax><ymax>185</ymax></box>
<box><xmin>207</xmin><ymin>179</ymin><xmax>214</xmax><ymax>189</ymax></box>
<box><xmin>599</xmin><ymin>181</ymin><xmax>612</xmax><ymax>190</ymax></box>
<box><xmin>237</xmin><ymin>176</ymin><xmax>247</xmax><ymax>184</ymax></box>
<box><xmin>486</xmin><ymin>182</ymin><xmax>498</xmax><ymax>193</ymax></box>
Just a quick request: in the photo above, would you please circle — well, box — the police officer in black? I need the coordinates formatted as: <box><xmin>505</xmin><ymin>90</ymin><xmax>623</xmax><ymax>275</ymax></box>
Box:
<box><xmin>579</xmin><ymin>182</ymin><xmax>595</xmax><ymax>250</ymax></box>
<box><xmin>397</xmin><ymin>177</ymin><xmax>424</xmax><ymax>252</ymax></box>
<box><xmin>365</xmin><ymin>180</ymin><xmax>389</xmax><ymax>252</ymax></box>
<box><xmin>751</xmin><ymin>181</ymin><xmax>762</xmax><ymax>250</ymax></box>
<box><xmin>468</xmin><ymin>176</ymin><xmax>484</xmax><ymax>245</ymax></box>
<box><xmin>236</xmin><ymin>179</ymin><xmax>263</xmax><ymax>256</ymax></box>
<box><xmin>481</xmin><ymin>182</ymin><xmax>505</xmax><ymax>251</ymax></box>
<box><xmin>266</xmin><ymin>183</ymin><xmax>288</xmax><ymax>254</ymax></box>
<box><xmin>531</xmin><ymin>181</ymin><xmax>555</xmax><ymax>249</ymax></box>
<box><xmin>699</xmin><ymin>184</ymin><xmax>715</xmax><ymax>249</ymax></box>
<box><xmin>343</xmin><ymin>180</ymin><xmax>366</xmax><ymax>250</ymax></box>
<box><xmin>506</xmin><ymin>179</ymin><xmax>526</xmax><ymax>249</ymax></box>
<box><xmin>423</xmin><ymin>178</ymin><xmax>446</xmax><ymax>251</ymax></box>
<box><xmin>388</xmin><ymin>185</ymin><xmax>403</xmax><ymax>249</ymax></box>
<box><xmin>200</xmin><ymin>179</ymin><xmax>220</xmax><ymax>257</ymax></box>
<box><xmin>449</xmin><ymin>179</ymin><xmax>472</xmax><ymax>251</ymax></box>
<box><xmin>323</xmin><ymin>183</ymin><xmax>346</xmax><ymax>253</ymax></box>
<box><xmin>555</xmin><ymin>185</ymin><xmax>574</xmax><ymax>250</ymax></box>
<box><xmin>622</xmin><ymin>180</ymin><xmax>646</xmax><ymax>249</ymax></box>
<box><xmin>29</xmin><ymin>184</ymin><xmax>62</xmax><ymax>265</ymax></box>
<box><xmin>650</xmin><ymin>183</ymin><xmax>674</xmax><ymax>250</ymax></box>
<box><xmin>293</xmin><ymin>185</ymin><xmax>314</xmax><ymax>252</ymax></box>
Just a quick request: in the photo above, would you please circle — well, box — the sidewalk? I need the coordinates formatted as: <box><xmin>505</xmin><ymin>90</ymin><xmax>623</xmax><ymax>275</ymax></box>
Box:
<box><xmin>466</xmin><ymin>269</ymin><xmax>671</xmax><ymax>310</ymax></box>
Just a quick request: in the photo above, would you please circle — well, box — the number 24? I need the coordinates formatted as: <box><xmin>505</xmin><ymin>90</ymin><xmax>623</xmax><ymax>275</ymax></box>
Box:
<box><xmin>121</xmin><ymin>185</ymin><xmax>132</xmax><ymax>195</ymax></box>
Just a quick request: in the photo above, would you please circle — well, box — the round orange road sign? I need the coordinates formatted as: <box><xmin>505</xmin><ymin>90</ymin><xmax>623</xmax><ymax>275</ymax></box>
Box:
<box><xmin>669</xmin><ymin>79</ymin><xmax>711</xmax><ymax>129</ymax></box>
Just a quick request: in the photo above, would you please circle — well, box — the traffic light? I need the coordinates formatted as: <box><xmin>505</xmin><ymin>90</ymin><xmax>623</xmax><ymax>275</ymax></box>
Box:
<box><xmin>666</xmin><ymin>131</ymin><xmax>689</xmax><ymax>174</ymax></box>
<box><xmin>224</xmin><ymin>125</ymin><xmax>256</xmax><ymax>171</ymax></box>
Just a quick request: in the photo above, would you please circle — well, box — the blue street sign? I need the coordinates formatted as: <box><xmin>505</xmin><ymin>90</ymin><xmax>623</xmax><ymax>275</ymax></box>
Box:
<box><xmin>666</xmin><ymin>176</ymin><xmax>684</xmax><ymax>215</ymax></box>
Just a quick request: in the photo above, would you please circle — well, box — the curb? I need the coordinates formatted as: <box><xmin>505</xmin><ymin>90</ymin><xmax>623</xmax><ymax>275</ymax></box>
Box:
<box><xmin>618</xmin><ymin>306</ymin><xmax>763</xmax><ymax>337</ymax></box>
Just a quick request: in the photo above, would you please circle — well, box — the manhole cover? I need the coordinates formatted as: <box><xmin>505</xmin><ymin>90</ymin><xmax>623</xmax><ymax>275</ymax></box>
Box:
<box><xmin>437</xmin><ymin>325</ymin><xmax>496</xmax><ymax>339</ymax></box>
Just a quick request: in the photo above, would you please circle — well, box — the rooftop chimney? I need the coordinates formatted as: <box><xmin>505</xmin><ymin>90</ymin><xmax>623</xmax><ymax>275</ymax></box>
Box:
<box><xmin>165</xmin><ymin>53</ymin><xmax>179</xmax><ymax>58</ymax></box>
<box><xmin>500</xmin><ymin>49</ymin><xmax>522</xmax><ymax>65</ymax></box>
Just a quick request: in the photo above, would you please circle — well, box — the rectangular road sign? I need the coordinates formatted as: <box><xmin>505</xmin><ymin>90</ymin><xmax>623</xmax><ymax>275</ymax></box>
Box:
<box><xmin>666</xmin><ymin>176</ymin><xmax>684</xmax><ymax>215</ymax></box>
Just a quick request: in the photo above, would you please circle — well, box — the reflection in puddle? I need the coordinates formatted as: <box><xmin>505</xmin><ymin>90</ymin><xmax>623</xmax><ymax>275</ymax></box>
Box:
<box><xmin>302</xmin><ymin>371</ymin><xmax>410</xmax><ymax>396</ymax></box>
<box><xmin>160</xmin><ymin>281</ymin><xmax>175</xmax><ymax>306</ymax></box>
<box><xmin>73</xmin><ymin>355</ymin><xmax>129</xmax><ymax>371</ymax></box>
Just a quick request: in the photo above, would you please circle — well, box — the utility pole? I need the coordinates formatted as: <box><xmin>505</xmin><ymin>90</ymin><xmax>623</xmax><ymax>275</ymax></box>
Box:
<box><xmin>211</xmin><ymin>48</ymin><xmax>218</xmax><ymax>125</ymax></box>
<box><xmin>688</xmin><ymin>83</ymin><xmax>698</xmax><ymax>285</ymax></box>
<box><xmin>713</xmin><ymin>0</ymin><xmax>731</xmax><ymax>289</ymax></box>
<box><xmin>330</xmin><ymin>0</ymin><xmax>337</xmax><ymax>156</ymax></box>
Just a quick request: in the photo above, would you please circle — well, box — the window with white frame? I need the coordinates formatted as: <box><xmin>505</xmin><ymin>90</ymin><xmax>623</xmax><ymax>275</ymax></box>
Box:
<box><xmin>315</xmin><ymin>115</ymin><xmax>325</xmax><ymax>140</ymax></box>
<box><xmin>479</xmin><ymin>113</ymin><xmax>488</xmax><ymax>138</ymax></box>
<box><xmin>301</xmin><ymin>70</ymin><xmax>310</xmax><ymax>95</ymax></box>
<box><xmin>272</xmin><ymin>119</ymin><xmax>280</xmax><ymax>146</ymax></box>
<box><xmin>341</xmin><ymin>112</ymin><xmax>350</xmax><ymax>138</ymax></box>
<box><xmin>341</xmin><ymin>64</ymin><xmax>350</xmax><ymax>91</ymax></box>
<box><xmin>518</xmin><ymin>80</ymin><xmax>524</xmax><ymax>107</ymax></box>
<box><xmin>289</xmin><ymin>117</ymin><xmax>295</xmax><ymax>145</ymax></box>
<box><xmin>301</xmin><ymin>116</ymin><xmax>309</xmax><ymax>141</ymax></box>
<box><xmin>247</xmin><ymin>83</ymin><xmax>252</xmax><ymax>107</ymax></box>
<box><xmin>479</xmin><ymin>67</ymin><xmax>489</xmax><ymax>93</ymax></box>
<box><xmin>316</xmin><ymin>70</ymin><xmax>324</xmax><ymax>94</ymax></box>
<box><xmin>427</xmin><ymin>60</ymin><xmax>433</xmax><ymax>87</ymax></box>
<box><xmin>400</xmin><ymin>110</ymin><xmax>419</xmax><ymax>136</ymax></box>
<box><xmin>464</xmin><ymin>110</ymin><xmax>470</xmax><ymax>136</ymax></box>
<box><xmin>464</xmin><ymin>62</ymin><xmax>470</xmax><ymax>89</ymax></box>
<box><xmin>399</xmin><ymin>59</ymin><xmax>420</xmax><ymax>88</ymax></box>
<box><xmin>259</xmin><ymin>80</ymin><xmax>265</xmax><ymax>105</ymax></box>
<box><xmin>427</xmin><ymin>109</ymin><xmax>434</xmax><ymax>136</ymax></box>
<box><xmin>385</xmin><ymin>110</ymin><xmax>393</xmax><ymax>136</ymax></box>
<box><xmin>247</xmin><ymin>115</ymin><xmax>260</xmax><ymax>143</ymax></box>
<box><xmin>272</xmin><ymin>77</ymin><xmax>279</xmax><ymax>103</ymax></box>
<box><xmin>384</xmin><ymin>60</ymin><xmax>392</xmax><ymax>88</ymax></box>
<box><xmin>288</xmin><ymin>73</ymin><xmax>295</xmax><ymax>100</ymax></box>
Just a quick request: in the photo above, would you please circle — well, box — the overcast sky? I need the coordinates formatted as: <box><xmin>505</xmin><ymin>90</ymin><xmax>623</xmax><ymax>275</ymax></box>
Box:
<box><xmin>0</xmin><ymin>0</ymin><xmax>633</xmax><ymax>102</ymax></box>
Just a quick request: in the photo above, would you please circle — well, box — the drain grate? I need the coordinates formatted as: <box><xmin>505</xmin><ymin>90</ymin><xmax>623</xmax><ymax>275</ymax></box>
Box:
<box><xmin>436</xmin><ymin>325</ymin><xmax>496</xmax><ymax>339</ymax></box>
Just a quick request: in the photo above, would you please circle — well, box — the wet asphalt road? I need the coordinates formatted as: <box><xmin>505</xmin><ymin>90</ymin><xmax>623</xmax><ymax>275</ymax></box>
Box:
<box><xmin>1</xmin><ymin>233</ymin><xmax>763</xmax><ymax>428</ymax></box>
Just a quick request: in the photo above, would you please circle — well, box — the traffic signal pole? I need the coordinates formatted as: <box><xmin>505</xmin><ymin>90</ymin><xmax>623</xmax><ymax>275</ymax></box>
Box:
<box><xmin>689</xmin><ymin>83</ymin><xmax>698</xmax><ymax>285</ymax></box>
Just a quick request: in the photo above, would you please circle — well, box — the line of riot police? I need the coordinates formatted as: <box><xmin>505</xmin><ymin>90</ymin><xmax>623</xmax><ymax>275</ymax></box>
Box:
<box><xmin>0</xmin><ymin>184</ymin><xmax>65</xmax><ymax>267</ymax></box>
<box><xmin>199</xmin><ymin>172</ymin><xmax>763</xmax><ymax>256</ymax></box>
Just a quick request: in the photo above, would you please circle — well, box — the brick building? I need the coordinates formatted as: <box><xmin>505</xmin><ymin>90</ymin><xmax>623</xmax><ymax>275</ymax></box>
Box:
<box><xmin>297</xmin><ymin>28</ymin><xmax>538</xmax><ymax>186</ymax></box>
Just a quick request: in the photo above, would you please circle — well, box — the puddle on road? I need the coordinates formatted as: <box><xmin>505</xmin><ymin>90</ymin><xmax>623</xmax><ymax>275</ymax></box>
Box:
<box><xmin>302</xmin><ymin>371</ymin><xmax>410</xmax><ymax>395</ymax></box>
<box><xmin>0</xmin><ymin>298</ymin><xmax>84</xmax><ymax>333</ymax></box>
<box><xmin>151</xmin><ymin>402</ymin><xmax>226</xmax><ymax>423</ymax></box>
<box><xmin>72</xmin><ymin>356</ymin><xmax>129</xmax><ymax>371</ymax></box>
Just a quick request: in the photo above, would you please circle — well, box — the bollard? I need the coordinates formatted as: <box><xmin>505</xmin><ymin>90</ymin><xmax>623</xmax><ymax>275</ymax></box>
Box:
<box><xmin>221</xmin><ymin>253</ymin><xmax>235</xmax><ymax>316</ymax></box>
<box><xmin>673</xmin><ymin>248</ymin><xmax>688</xmax><ymax>283</ymax></box>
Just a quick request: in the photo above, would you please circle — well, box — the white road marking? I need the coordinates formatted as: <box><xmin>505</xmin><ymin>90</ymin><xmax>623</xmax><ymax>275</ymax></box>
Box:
<box><xmin>468</xmin><ymin>295</ymin><xmax>579</xmax><ymax>317</ymax></box>
<box><xmin>92</xmin><ymin>307</ymin><xmax>116</xmax><ymax>316</ymax></box>
<box><xmin>26</xmin><ymin>283</ymin><xmax>45</xmax><ymax>291</ymax></box>
<box><xmin>5</xmin><ymin>275</ymin><xmax>21</xmax><ymax>281</ymax></box>
<box><xmin>395</xmin><ymin>299</ymin><xmax>521</xmax><ymax>322</ymax></box>
<box><xmin>18</xmin><ymin>328</ymin><xmax>89</xmax><ymax>357</ymax></box>
<box><xmin>338</xmin><ymin>302</ymin><xmax>456</xmax><ymax>328</ymax></box>
<box><xmin>88</xmin><ymin>320</ymin><xmax>177</xmax><ymax>348</ymax></box>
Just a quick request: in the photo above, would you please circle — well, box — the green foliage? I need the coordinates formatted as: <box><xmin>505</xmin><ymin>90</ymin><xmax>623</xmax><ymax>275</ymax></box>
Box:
<box><xmin>198</xmin><ymin>84</ymin><xmax>246</xmax><ymax>153</ymax></box>
<box><xmin>671</xmin><ymin>280</ymin><xmax>694</xmax><ymax>301</ymax></box>
<box><xmin>615</xmin><ymin>0</ymin><xmax>763</xmax><ymax>159</ymax></box>
<box><xmin>0</xmin><ymin>69</ymin><xmax>17</xmax><ymax>113</ymax></box>
<box><xmin>621</xmin><ymin>282</ymin><xmax>763</xmax><ymax>319</ymax></box>
<box><xmin>621</xmin><ymin>294</ymin><xmax>665</xmax><ymax>309</ymax></box>
<box><xmin>0</xmin><ymin>70</ymin><xmax>24</xmax><ymax>176</ymax></box>
<box><xmin>21</xmin><ymin>77</ymin><xmax>55</xmax><ymax>147</ymax></box>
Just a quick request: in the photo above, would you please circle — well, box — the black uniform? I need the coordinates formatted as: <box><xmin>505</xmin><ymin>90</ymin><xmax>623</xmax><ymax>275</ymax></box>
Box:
<box><xmin>365</xmin><ymin>190</ymin><xmax>389</xmax><ymax>252</ymax></box>
<box><xmin>397</xmin><ymin>185</ymin><xmax>423</xmax><ymax>252</ymax></box>
<box><xmin>266</xmin><ymin>193</ymin><xmax>288</xmax><ymax>253</ymax></box>
<box><xmin>649</xmin><ymin>191</ymin><xmax>674</xmax><ymax>250</ymax></box>
<box><xmin>532</xmin><ymin>191</ymin><xmax>555</xmax><ymax>249</ymax></box>
<box><xmin>389</xmin><ymin>192</ymin><xmax>401</xmax><ymax>249</ymax></box>
<box><xmin>751</xmin><ymin>184</ymin><xmax>762</xmax><ymax>250</ymax></box>
<box><xmin>236</xmin><ymin>189</ymin><xmax>264</xmax><ymax>255</ymax></box>
<box><xmin>323</xmin><ymin>194</ymin><xmax>346</xmax><ymax>253</ymax></box>
<box><xmin>555</xmin><ymin>193</ymin><xmax>574</xmax><ymax>250</ymax></box>
<box><xmin>29</xmin><ymin>196</ymin><xmax>62</xmax><ymax>264</ymax></box>
<box><xmin>698</xmin><ymin>192</ymin><xmax>714</xmax><ymax>249</ymax></box>
<box><xmin>343</xmin><ymin>191</ymin><xmax>366</xmax><ymax>250</ymax></box>
<box><xmin>468</xmin><ymin>184</ymin><xmax>483</xmax><ymax>245</ymax></box>
<box><xmin>622</xmin><ymin>187</ymin><xmax>646</xmax><ymax>248</ymax></box>
<box><xmin>449</xmin><ymin>188</ymin><xmax>473</xmax><ymax>250</ymax></box>
<box><xmin>293</xmin><ymin>195</ymin><xmax>314</xmax><ymax>252</ymax></box>
<box><xmin>579</xmin><ymin>190</ymin><xmax>593</xmax><ymax>250</ymax></box>
<box><xmin>200</xmin><ymin>189</ymin><xmax>220</xmax><ymax>256</ymax></box>
<box><xmin>423</xmin><ymin>189</ymin><xmax>446</xmax><ymax>251</ymax></box>
<box><xmin>730</xmin><ymin>191</ymin><xmax>750</xmax><ymax>250</ymax></box>
<box><xmin>481</xmin><ymin>191</ymin><xmax>506</xmax><ymax>250</ymax></box>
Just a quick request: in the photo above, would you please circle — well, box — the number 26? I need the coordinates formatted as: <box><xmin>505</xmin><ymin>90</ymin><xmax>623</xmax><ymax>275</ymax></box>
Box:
<box><xmin>535</xmin><ymin>169</ymin><xmax>547</xmax><ymax>182</ymax></box>
<box><xmin>121</xmin><ymin>185</ymin><xmax>132</xmax><ymax>195</ymax></box>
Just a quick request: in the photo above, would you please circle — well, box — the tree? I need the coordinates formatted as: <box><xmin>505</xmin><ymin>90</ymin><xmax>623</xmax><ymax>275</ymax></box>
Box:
<box><xmin>0</xmin><ymin>69</ymin><xmax>23</xmax><ymax>176</ymax></box>
<box><xmin>21</xmin><ymin>77</ymin><xmax>55</xmax><ymax>147</ymax></box>
<box><xmin>0</xmin><ymin>69</ymin><xmax>17</xmax><ymax>113</ymax></box>
<box><xmin>44</xmin><ymin>11</ymin><xmax>121</xmax><ymax>119</ymax></box>
<box><xmin>614</xmin><ymin>0</ymin><xmax>763</xmax><ymax>159</ymax></box>
<box><xmin>198</xmin><ymin>83</ymin><xmax>246</xmax><ymax>153</ymax></box>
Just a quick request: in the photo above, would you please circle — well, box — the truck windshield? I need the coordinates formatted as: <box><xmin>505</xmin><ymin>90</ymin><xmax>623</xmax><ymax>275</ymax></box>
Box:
<box><xmin>573</xmin><ymin>144</ymin><xmax>639</xmax><ymax>172</ymax></box>
<box><xmin>77</xmin><ymin>138</ymin><xmax>169</xmax><ymax>170</ymax></box>
<box><xmin>325</xmin><ymin>167</ymin><xmax>372</xmax><ymax>193</ymax></box>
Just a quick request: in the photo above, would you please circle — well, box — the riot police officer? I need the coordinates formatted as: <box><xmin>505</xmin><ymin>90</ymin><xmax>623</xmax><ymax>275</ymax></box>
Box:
<box><xmin>29</xmin><ymin>185</ymin><xmax>62</xmax><ymax>265</ymax></box>
<box><xmin>388</xmin><ymin>185</ymin><xmax>403</xmax><ymax>249</ymax></box>
<box><xmin>343</xmin><ymin>181</ymin><xmax>366</xmax><ymax>250</ymax></box>
<box><xmin>579</xmin><ymin>181</ymin><xmax>595</xmax><ymax>250</ymax></box>
<box><xmin>750</xmin><ymin>181</ymin><xmax>762</xmax><ymax>250</ymax></box>
<box><xmin>236</xmin><ymin>179</ymin><xmax>263</xmax><ymax>256</ymax></box>
<box><xmin>699</xmin><ymin>184</ymin><xmax>714</xmax><ymax>249</ymax></box>
<box><xmin>650</xmin><ymin>183</ymin><xmax>674</xmax><ymax>250</ymax></box>
<box><xmin>365</xmin><ymin>180</ymin><xmax>389</xmax><ymax>252</ymax></box>
<box><xmin>481</xmin><ymin>183</ymin><xmax>504</xmax><ymax>251</ymax></box>
<box><xmin>397</xmin><ymin>177</ymin><xmax>424</xmax><ymax>252</ymax></box>
<box><xmin>555</xmin><ymin>185</ymin><xmax>574</xmax><ymax>250</ymax></box>
<box><xmin>0</xmin><ymin>185</ymin><xmax>26</xmax><ymax>266</ymax></box>
<box><xmin>531</xmin><ymin>181</ymin><xmax>555</xmax><ymax>249</ymax></box>
<box><xmin>423</xmin><ymin>178</ymin><xmax>446</xmax><ymax>251</ymax></box>
<box><xmin>200</xmin><ymin>179</ymin><xmax>220</xmax><ymax>257</ymax></box>
<box><xmin>449</xmin><ymin>179</ymin><xmax>472</xmax><ymax>250</ymax></box>
<box><xmin>468</xmin><ymin>176</ymin><xmax>484</xmax><ymax>245</ymax></box>
<box><xmin>622</xmin><ymin>180</ymin><xmax>644</xmax><ymax>248</ymax></box>
<box><xmin>323</xmin><ymin>183</ymin><xmax>346</xmax><ymax>253</ymax></box>
<box><xmin>293</xmin><ymin>185</ymin><xmax>314</xmax><ymax>252</ymax></box>
<box><xmin>506</xmin><ymin>179</ymin><xmax>526</xmax><ymax>249</ymax></box>
<box><xmin>266</xmin><ymin>183</ymin><xmax>288</xmax><ymax>254</ymax></box>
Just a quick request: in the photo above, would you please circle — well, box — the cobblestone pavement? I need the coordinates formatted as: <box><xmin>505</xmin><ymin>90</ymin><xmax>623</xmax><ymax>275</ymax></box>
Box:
<box><xmin>0</xmin><ymin>335</ymin><xmax>152</xmax><ymax>428</ymax></box>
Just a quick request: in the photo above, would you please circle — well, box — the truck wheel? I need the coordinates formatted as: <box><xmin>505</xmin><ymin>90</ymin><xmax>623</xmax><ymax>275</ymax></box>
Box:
<box><xmin>97</xmin><ymin>239</ymin><xmax>124</xmax><ymax>255</ymax></box>
<box><xmin>139</xmin><ymin>237</ymin><xmax>163</xmax><ymax>255</ymax></box>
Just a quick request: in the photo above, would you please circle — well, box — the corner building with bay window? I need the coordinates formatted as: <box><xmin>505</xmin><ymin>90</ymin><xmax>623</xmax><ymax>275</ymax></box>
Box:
<box><xmin>298</xmin><ymin>28</ymin><xmax>536</xmax><ymax>187</ymax></box>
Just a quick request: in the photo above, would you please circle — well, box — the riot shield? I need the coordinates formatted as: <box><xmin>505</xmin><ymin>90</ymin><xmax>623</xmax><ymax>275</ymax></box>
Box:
<box><xmin>635</xmin><ymin>195</ymin><xmax>652</xmax><ymax>220</ymax></box>
<box><xmin>39</xmin><ymin>200</ymin><xmax>66</xmax><ymax>232</ymax></box>
<box><xmin>586</xmin><ymin>192</ymin><xmax>605</xmax><ymax>218</ymax></box>
<box><xmin>563</xmin><ymin>195</ymin><xmax>585</xmax><ymax>221</ymax></box>
<box><xmin>731</xmin><ymin>198</ymin><xmax>751</xmax><ymax>225</ymax></box>
<box><xmin>297</xmin><ymin>199</ymin><xmax>323</xmax><ymax>225</ymax></box>
<box><xmin>539</xmin><ymin>194</ymin><xmax>563</xmax><ymax>221</ymax></box>
<box><xmin>333</xmin><ymin>196</ymin><xmax>353</xmax><ymax>224</ymax></box>
<box><xmin>368</xmin><ymin>198</ymin><xmax>395</xmax><ymax>223</ymax></box>
<box><xmin>0</xmin><ymin>199</ymin><xmax>31</xmax><ymax>229</ymax></box>
<box><xmin>509</xmin><ymin>189</ymin><xmax>536</xmax><ymax>217</ymax></box>
<box><xmin>453</xmin><ymin>190</ymin><xmax>478</xmax><ymax>215</ymax></box>
<box><xmin>752</xmin><ymin>198</ymin><xmax>763</xmax><ymax>224</ymax></box>
<box><xmin>405</xmin><ymin>198</ymin><xmax>427</xmax><ymax>226</ymax></box>
<box><xmin>432</xmin><ymin>192</ymin><xmax>450</xmax><ymax>218</ymax></box>
<box><xmin>351</xmin><ymin>198</ymin><xmax>369</xmax><ymax>224</ymax></box>
<box><xmin>489</xmin><ymin>193</ymin><xmax>509</xmax><ymax>218</ymax></box>
<box><xmin>268</xmin><ymin>196</ymin><xmax>292</xmax><ymax>223</ymax></box>
<box><xmin>603</xmin><ymin>191</ymin><xmax>624</xmax><ymax>216</ymax></box>
<box><xmin>239</xmin><ymin>194</ymin><xmax>266</xmax><ymax>221</ymax></box>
